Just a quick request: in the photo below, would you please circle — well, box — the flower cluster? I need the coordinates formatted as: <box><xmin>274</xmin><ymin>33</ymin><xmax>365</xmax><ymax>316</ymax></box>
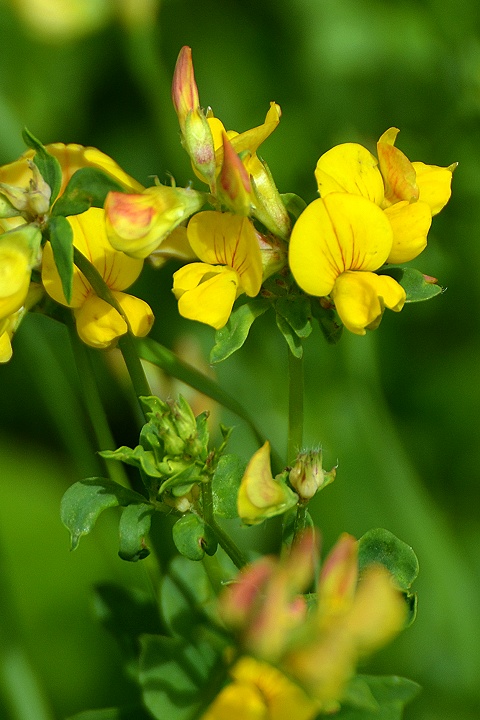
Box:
<box><xmin>204</xmin><ymin>530</ymin><xmax>406</xmax><ymax>720</ymax></box>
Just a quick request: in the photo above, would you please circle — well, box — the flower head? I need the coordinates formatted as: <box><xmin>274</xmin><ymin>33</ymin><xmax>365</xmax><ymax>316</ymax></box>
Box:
<box><xmin>42</xmin><ymin>207</ymin><xmax>154</xmax><ymax>348</ymax></box>
<box><xmin>172</xmin><ymin>211</ymin><xmax>263</xmax><ymax>329</ymax></box>
<box><xmin>0</xmin><ymin>223</ymin><xmax>42</xmax><ymax>322</ymax></box>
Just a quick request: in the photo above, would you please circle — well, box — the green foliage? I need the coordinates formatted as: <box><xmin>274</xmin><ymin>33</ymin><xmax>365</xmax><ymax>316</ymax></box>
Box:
<box><xmin>281</xmin><ymin>192</ymin><xmax>307</xmax><ymax>219</ymax></box>
<box><xmin>139</xmin><ymin>635</ymin><xmax>220</xmax><ymax>720</ymax></box>
<box><xmin>311</xmin><ymin>300</ymin><xmax>344</xmax><ymax>344</ymax></box>
<box><xmin>336</xmin><ymin>675</ymin><xmax>421</xmax><ymax>719</ymax></box>
<box><xmin>60</xmin><ymin>478</ymin><xmax>147</xmax><ymax>551</ymax></box>
<box><xmin>172</xmin><ymin>514</ymin><xmax>217</xmax><ymax>561</ymax></box>
<box><xmin>210</xmin><ymin>297</ymin><xmax>271</xmax><ymax>364</ymax></box>
<box><xmin>51</xmin><ymin>167</ymin><xmax>127</xmax><ymax>217</ymax></box>
<box><xmin>378</xmin><ymin>266</ymin><xmax>443</xmax><ymax>303</ymax></box>
<box><xmin>66</xmin><ymin>707</ymin><xmax>152</xmax><ymax>720</ymax></box>
<box><xmin>46</xmin><ymin>215</ymin><xmax>74</xmax><ymax>303</ymax></box>
<box><xmin>22</xmin><ymin>127</ymin><xmax>62</xmax><ymax>203</ymax></box>
<box><xmin>118</xmin><ymin>503</ymin><xmax>154</xmax><ymax>561</ymax></box>
<box><xmin>212</xmin><ymin>453</ymin><xmax>246</xmax><ymax>519</ymax></box>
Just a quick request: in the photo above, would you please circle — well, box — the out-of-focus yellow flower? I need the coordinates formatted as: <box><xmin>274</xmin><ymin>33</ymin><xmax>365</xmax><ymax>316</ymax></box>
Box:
<box><xmin>104</xmin><ymin>185</ymin><xmax>206</xmax><ymax>259</ymax></box>
<box><xmin>289</xmin><ymin>193</ymin><xmax>405</xmax><ymax>335</ymax></box>
<box><xmin>218</xmin><ymin>530</ymin><xmax>406</xmax><ymax>714</ymax></box>
<box><xmin>172</xmin><ymin>211</ymin><xmax>263</xmax><ymax>329</ymax></box>
<box><xmin>0</xmin><ymin>223</ymin><xmax>42</xmax><ymax>322</ymax></box>
<box><xmin>42</xmin><ymin>207</ymin><xmax>154</xmax><ymax>348</ymax></box>
<box><xmin>237</xmin><ymin>441</ymin><xmax>298</xmax><ymax>526</ymax></box>
<box><xmin>0</xmin><ymin>283</ymin><xmax>43</xmax><ymax>363</ymax></box>
<box><xmin>201</xmin><ymin>656</ymin><xmax>320</xmax><ymax>720</ymax></box>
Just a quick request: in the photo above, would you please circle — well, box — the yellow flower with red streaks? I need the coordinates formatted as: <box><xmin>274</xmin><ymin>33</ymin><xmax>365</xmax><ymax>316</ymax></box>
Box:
<box><xmin>42</xmin><ymin>207</ymin><xmax>153</xmax><ymax>348</ymax></box>
<box><xmin>172</xmin><ymin>210</ymin><xmax>263</xmax><ymax>329</ymax></box>
<box><xmin>289</xmin><ymin>129</ymin><xmax>455</xmax><ymax>334</ymax></box>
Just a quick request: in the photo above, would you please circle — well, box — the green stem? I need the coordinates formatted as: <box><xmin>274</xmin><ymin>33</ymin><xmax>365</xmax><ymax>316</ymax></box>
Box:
<box><xmin>201</xmin><ymin>482</ymin><xmax>247</xmax><ymax>570</ymax></box>
<box><xmin>73</xmin><ymin>247</ymin><xmax>151</xmax><ymax>409</ymax></box>
<box><xmin>66</xmin><ymin>319</ymin><xmax>131</xmax><ymax>487</ymax></box>
<box><xmin>292</xmin><ymin>501</ymin><xmax>309</xmax><ymax>544</ymax></box>
<box><xmin>287</xmin><ymin>348</ymin><xmax>304</xmax><ymax>464</ymax></box>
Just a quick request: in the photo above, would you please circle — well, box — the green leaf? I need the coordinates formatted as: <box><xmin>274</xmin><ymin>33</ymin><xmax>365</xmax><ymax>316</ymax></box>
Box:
<box><xmin>47</xmin><ymin>215</ymin><xmax>74</xmax><ymax>304</ymax></box>
<box><xmin>275</xmin><ymin>310</ymin><xmax>303</xmax><ymax>357</ymax></box>
<box><xmin>210</xmin><ymin>297</ymin><xmax>271</xmax><ymax>364</ymax></box>
<box><xmin>358</xmin><ymin>529</ymin><xmax>419</xmax><ymax>626</ymax></box>
<box><xmin>212</xmin><ymin>454</ymin><xmax>246</xmax><ymax>519</ymax></box>
<box><xmin>377</xmin><ymin>265</ymin><xmax>443</xmax><ymax>303</ymax></box>
<box><xmin>172</xmin><ymin>514</ymin><xmax>217</xmax><ymax>561</ymax></box>
<box><xmin>22</xmin><ymin>127</ymin><xmax>62</xmax><ymax>203</ymax></box>
<box><xmin>66</xmin><ymin>707</ymin><xmax>151</xmax><ymax>720</ymax></box>
<box><xmin>60</xmin><ymin>477</ymin><xmax>147</xmax><ymax>550</ymax></box>
<box><xmin>100</xmin><ymin>445</ymin><xmax>163</xmax><ymax>478</ymax></box>
<box><xmin>139</xmin><ymin>635</ymin><xmax>220</xmax><ymax>720</ymax></box>
<box><xmin>51</xmin><ymin>167</ymin><xmax>127</xmax><ymax>217</ymax></box>
<box><xmin>118</xmin><ymin>503</ymin><xmax>154</xmax><ymax>561</ymax></box>
<box><xmin>275</xmin><ymin>295</ymin><xmax>312</xmax><ymax>338</ymax></box>
<box><xmin>358</xmin><ymin>529</ymin><xmax>419</xmax><ymax>592</ymax></box>
<box><xmin>311</xmin><ymin>300</ymin><xmax>344</xmax><ymax>344</ymax></box>
<box><xmin>336</xmin><ymin>675</ymin><xmax>421</xmax><ymax>719</ymax></box>
<box><xmin>281</xmin><ymin>192</ymin><xmax>307</xmax><ymax>219</ymax></box>
<box><xmin>92</xmin><ymin>582</ymin><xmax>161</xmax><ymax>661</ymax></box>
<box><xmin>160</xmin><ymin>555</ymin><xmax>218</xmax><ymax>638</ymax></box>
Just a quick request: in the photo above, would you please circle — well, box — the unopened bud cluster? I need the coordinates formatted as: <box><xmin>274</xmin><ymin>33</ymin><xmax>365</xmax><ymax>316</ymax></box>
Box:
<box><xmin>289</xmin><ymin>449</ymin><xmax>336</xmax><ymax>501</ymax></box>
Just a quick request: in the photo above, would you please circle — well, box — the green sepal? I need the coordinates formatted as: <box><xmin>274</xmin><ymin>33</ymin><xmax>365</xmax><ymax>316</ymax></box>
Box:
<box><xmin>275</xmin><ymin>295</ymin><xmax>312</xmax><ymax>339</ymax></box>
<box><xmin>66</xmin><ymin>706</ymin><xmax>152</xmax><ymax>720</ymax></box>
<box><xmin>210</xmin><ymin>296</ymin><xmax>270</xmax><ymax>364</ymax></box>
<box><xmin>172</xmin><ymin>513</ymin><xmax>217</xmax><ymax>561</ymax></box>
<box><xmin>212</xmin><ymin>453</ymin><xmax>246</xmax><ymax>519</ymax></box>
<box><xmin>377</xmin><ymin>265</ymin><xmax>443</xmax><ymax>302</ymax></box>
<box><xmin>46</xmin><ymin>215</ymin><xmax>74</xmax><ymax>304</ymax></box>
<box><xmin>160</xmin><ymin>555</ymin><xmax>218</xmax><ymax>638</ymax></box>
<box><xmin>139</xmin><ymin>635</ymin><xmax>219</xmax><ymax>720</ymax></box>
<box><xmin>100</xmin><ymin>446</ymin><xmax>163</xmax><ymax>478</ymax></box>
<box><xmin>22</xmin><ymin>127</ymin><xmax>62</xmax><ymax>203</ymax></box>
<box><xmin>311</xmin><ymin>299</ymin><xmax>344</xmax><ymax>344</ymax></box>
<box><xmin>336</xmin><ymin>674</ymin><xmax>421</xmax><ymax>719</ymax></box>
<box><xmin>358</xmin><ymin>528</ymin><xmax>419</xmax><ymax>626</ymax></box>
<box><xmin>118</xmin><ymin>503</ymin><xmax>154</xmax><ymax>561</ymax></box>
<box><xmin>275</xmin><ymin>310</ymin><xmax>303</xmax><ymax>358</ymax></box>
<box><xmin>281</xmin><ymin>507</ymin><xmax>314</xmax><ymax>547</ymax></box>
<box><xmin>51</xmin><ymin>167</ymin><xmax>127</xmax><ymax>217</ymax></box>
<box><xmin>281</xmin><ymin>192</ymin><xmax>307</xmax><ymax>219</ymax></box>
<box><xmin>60</xmin><ymin>477</ymin><xmax>147</xmax><ymax>550</ymax></box>
<box><xmin>91</xmin><ymin>582</ymin><xmax>161</xmax><ymax>670</ymax></box>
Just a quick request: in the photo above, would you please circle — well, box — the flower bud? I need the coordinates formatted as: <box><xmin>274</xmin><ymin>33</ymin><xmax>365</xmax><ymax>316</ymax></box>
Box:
<box><xmin>218</xmin><ymin>133</ymin><xmax>251</xmax><ymax>215</ymax></box>
<box><xmin>249</xmin><ymin>156</ymin><xmax>291</xmax><ymax>240</ymax></box>
<box><xmin>289</xmin><ymin>449</ymin><xmax>336</xmax><ymax>501</ymax></box>
<box><xmin>105</xmin><ymin>185</ymin><xmax>205</xmax><ymax>259</ymax></box>
<box><xmin>172</xmin><ymin>46</ymin><xmax>200</xmax><ymax>135</ymax></box>
<box><xmin>169</xmin><ymin>395</ymin><xmax>198</xmax><ymax>442</ymax></box>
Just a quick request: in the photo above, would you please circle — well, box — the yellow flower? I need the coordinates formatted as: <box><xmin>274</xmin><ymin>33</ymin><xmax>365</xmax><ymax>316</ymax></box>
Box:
<box><xmin>289</xmin><ymin>193</ymin><xmax>406</xmax><ymax>334</ymax></box>
<box><xmin>201</xmin><ymin>657</ymin><xmax>321</xmax><ymax>720</ymax></box>
<box><xmin>0</xmin><ymin>223</ymin><xmax>42</xmax><ymax>322</ymax></box>
<box><xmin>0</xmin><ymin>283</ymin><xmax>43</xmax><ymax>363</ymax></box>
<box><xmin>42</xmin><ymin>207</ymin><xmax>154</xmax><ymax>348</ymax></box>
<box><xmin>314</xmin><ymin>127</ymin><xmax>455</xmax><ymax>263</ymax></box>
<box><xmin>172</xmin><ymin>211</ymin><xmax>263</xmax><ymax>329</ymax></box>
<box><xmin>237</xmin><ymin>441</ymin><xmax>298</xmax><ymax>526</ymax></box>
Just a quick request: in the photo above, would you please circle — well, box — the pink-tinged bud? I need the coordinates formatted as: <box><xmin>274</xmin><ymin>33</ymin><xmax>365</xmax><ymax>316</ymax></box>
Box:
<box><xmin>172</xmin><ymin>46</ymin><xmax>200</xmax><ymax>135</ymax></box>
<box><xmin>218</xmin><ymin>133</ymin><xmax>252</xmax><ymax>215</ymax></box>
<box><xmin>219</xmin><ymin>557</ymin><xmax>275</xmax><ymax>628</ymax></box>
<box><xmin>184</xmin><ymin>109</ymin><xmax>216</xmax><ymax>187</ymax></box>
<box><xmin>289</xmin><ymin>449</ymin><xmax>336</xmax><ymax>501</ymax></box>
<box><xmin>105</xmin><ymin>185</ymin><xmax>205</xmax><ymax>259</ymax></box>
<box><xmin>318</xmin><ymin>533</ymin><xmax>358</xmax><ymax>617</ymax></box>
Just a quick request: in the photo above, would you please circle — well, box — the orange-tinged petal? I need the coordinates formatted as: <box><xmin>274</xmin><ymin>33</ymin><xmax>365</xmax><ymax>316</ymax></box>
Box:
<box><xmin>173</xmin><ymin>263</ymin><xmax>239</xmax><ymax>329</ymax></box>
<box><xmin>111</xmin><ymin>291</ymin><xmax>154</xmax><ymax>338</ymax></box>
<box><xmin>377</xmin><ymin>128</ymin><xmax>419</xmax><ymax>206</ymax></box>
<box><xmin>331</xmin><ymin>271</ymin><xmax>406</xmax><ymax>335</ymax></box>
<box><xmin>74</xmin><ymin>295</ymin><xmax>128</xmax><ymax>348</ymax></box>
<box><xmin>412</xmin><ymin>161</ymin><xmax>456</xmax><ymax>216</ymax></box>
<box><xmin>315</xmin><ymin>143</ymin><xmax>384</xmax><ymax>205</ymax></box>
<box><xmin>289</xmin><ymin>194</ymin><xmax>393</xmax><ymax>297</ymax></box>
<box><xmin>172</xmin><ymin>46</ymin><xmax>200</xmax><ymax>134</ymax></box>
<box><xmin>318</xmin><ymin>534</ymin><xmax>358</xmax><ymax>619</ymax></box>
<box><xmin>187</xmin><ymin>212</ymin><xmax>262</xmax><ymax>296</ymax></box>
<box><xmin>219</xmin><ymin>133</ymin><xmax>252</xmax><ymax>215</ymax></box>
<box><xmin>384</xmin><ymin>200</ymin><xmax>432</xmax><ymax>263</ymax></box>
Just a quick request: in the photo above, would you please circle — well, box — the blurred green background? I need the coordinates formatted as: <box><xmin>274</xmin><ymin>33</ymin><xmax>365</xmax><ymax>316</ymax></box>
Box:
<box><xmin>1</xmin><ymin>0</ymin><xmax>479</xmax><ymax>718</ymax></box>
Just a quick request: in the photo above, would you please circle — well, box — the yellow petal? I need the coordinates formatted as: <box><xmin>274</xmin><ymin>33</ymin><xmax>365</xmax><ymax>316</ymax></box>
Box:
<box><xmin>42</xmin><ymin>240</ymin><xmax>88</xmax><ymax>307</ymax></box>
<box><xmin>289</xmin><ymin>194</ymin><xmax>393</xmax><ymax>297</ymax></box>
<box><xmin>315</xmin><ymin>143</ymin><xmax>384</xmax><ymax>205</ymax></box>
<box><xmin>377</xmin><ymin>128</ymin><xmax>419</xmax><ymax>206</ymax></box>
<box><xmin>230</xmin><ymin>102</ymin><xmax>281</xmax><ymax>157</ymax></box>
<box><xmin>384</xmin><ymin>200</ymin><xmax>432</xmax><ymax>263</ymax></box>
<box><xmin>201</xmin><ymin>678</ymin><xmax>267</xmax><ymax>720</ymax></box>
<box><xmin>173</xmin><ymin>263</ymin><xmax>239</xmax><ymax>329</ymax></box>
<box><xmin>148</xmin><ymin>226</ymin><xmax>197</xmax><ymax>268</ymax></box>
<box><xmin>331</xmin><ymin>271</ymin><xmax>406</xmax><ymax>335</ymax></box>
<box><xmin>111</xmin><ymin>291</ymin><xmax>154</xmax><ymax>338</ymax></box>
<box><xmin>187</xmin><ymin>212</ymin><xmax>262</xmax><ymax>296</ymax></box>
<box><xmin>412</xmin><ymin>161</ymin><xmax>455</xmax><ymax>216</ymax></box>
<box><xmin>0</xmin><ymin>326</ymin><xmax>13</xmax><ymax>363</ymax></box>
<box><xmin>74</xmin><ymin>295</ymin><xmax>128</xmax><ymax>348</ymax></box>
